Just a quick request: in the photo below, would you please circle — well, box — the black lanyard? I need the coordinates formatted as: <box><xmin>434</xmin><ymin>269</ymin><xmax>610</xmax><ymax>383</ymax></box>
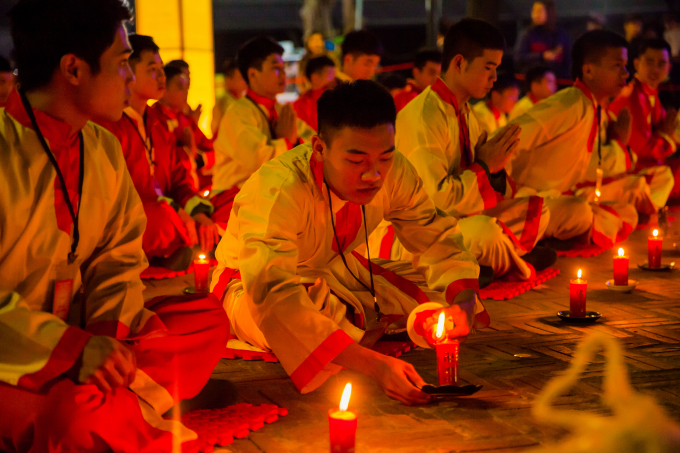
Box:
<box><xmin>123</xmin><ymin>111</ymin><xmax>155</xmax><ymax>170</ymax></box>
<box><xmin>245</xmin><ymin>95</ymin><xmax>277</xmax><ymax>139</ymax></box>
<box><xmin>19</xmin><ymin>90</ymin><xmax>84</xmax><ymax>264</ymax></box>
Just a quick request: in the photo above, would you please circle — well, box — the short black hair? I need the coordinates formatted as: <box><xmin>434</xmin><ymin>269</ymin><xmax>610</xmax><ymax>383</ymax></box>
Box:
<box><xmin>317</xmin><ymin>80</ymin><xmax>396</xmax><ymax>143</ymax></box>
<box><xmin>637</xmin><ymin>38</ymin><xmax>672</xmax><ymax>59</ymax></box>
<box><xmin>0</xmin><ymin>56</ymin><xmax>12</xmax><ymax>73</ymax></box>
<box><xmin>128</xmin><ymin>34</ymin><xmax>159</xmax><ymax>70</ymax></box>
<box><xmin>525</xmin><ymin>65</ymin><xmax>553</xmax><ymax>87</ymax></box>
<box><xmin>305</xmin><ymin>55</ymin><xmax>335</xmax><ymax>80</ymax></box>
<box><xmin>164</xmin><ymin>65</ymin><xmax>185</xmax><ymax>84</ymax></box>
<box><xmin>341</xmin><ymin>30</ymin><xmax>383</xmax><ymax>60</ymax></box>
<box><xmin>237</xmin><ymin>36</ymin><xmax>284</xmax><ymax>84</ymax></box>
<box><xmin>571</xmin><ymin>29</ymin><xmax>628</xmax><ymax>80</ymax></box>
<box><xmin>222</xmin><ymin>58</ymin><xmax>240</xmax><ymax>77</ymax></box>
<box><xmin>166</xmin><ymin>59</ymin><xmax>189</xmax><ymax>70</ymax></box>
<box><xmin>376</xmin><ymin>72</ymin><xmax>407</xmax><ymax>91</ymax></box>
<box><xmin>9</xmin><ymin>0</ymin><xmax>131</xmax><ymax>91</ymax></box>
<box><xmin>490</xmin><ymin>74</ymin><xmax>519</xmax><ymax>94</ymax></box>
<box><xmin>414</xmin><ymin>48</ymin><xmax>442</xmax><ymax>70</ymax></box>
<box><xmin>442</xmin><ymin>18</ymin><xmax>506</xmax><ymax>72</ymax></box>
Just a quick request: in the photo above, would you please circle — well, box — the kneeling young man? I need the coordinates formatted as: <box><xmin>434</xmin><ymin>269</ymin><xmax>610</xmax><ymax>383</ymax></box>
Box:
<box><xmin>0</xmin><ymin>1</ymin><xmax>228</xmax><ymax>451</ymax></box>
<box><xmin>212</xmin><ymin>81</ymin><xmax>489</xmax><ymax>404</ymax></box>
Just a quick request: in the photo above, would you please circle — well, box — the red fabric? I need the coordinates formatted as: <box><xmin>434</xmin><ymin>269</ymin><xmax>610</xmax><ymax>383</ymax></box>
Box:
<box><xmin>211</xmin><ymin>267</ymin><xmax>240</xmax><ymax>305</ymax></box>
<box><xmin>5</xmin><ymin>90</ymin><xmax>81</xmax><ymax>236</ymax></box>
<box><xmin>393</xmin><ymin>82</ymin><xmax>422</xmax><ymax>112</ymax></box>
<box><xmin>0</xmin><ymin>294</ymin><xmax>229</xmax><ymax>453</ymax></box>
<box><xmin>528</xmin><ymin>93</ymin><xmax>539</xmax><ymax>104</ymax></box>
<box><xmin>246</xmin><ymin>89</ymin><xmax>278</xmax><ymax>121</ymax></box>
<box><xmin>518</xmin><ymin>196</ymin><xmax>544</xmax><ymax>252</ymax></box>
<box><xmin>573</xmin><ymin>80</ymin><xmax>599</xmax><ymax>154</ymax></box>
<box><xmin>487</xmin><ymin>100</ymin><xmax>501</xmax><ymax>121</ymax></box>
<box><xmin>289</xmin><ymin>329</ymin><xmax>355</xmax><ymax>392</ymax></box>
<box><xmin>444</xmin><ymin>278</ymin><xmax>480</xmax><ymax>304</ymax></box>
<box><xmin>379</xmin><ymin>224</ymin><xmax>396</xmax><ymax>259</ymax></box>
<box><xmin>149</xmin><ymin>102</ymin><xmax>213</xmax><ymax>153</ymax></box>
<box><xmin>469</xmin><ymin>162</ymin><xmax>498</xmax><ymax>210</ymax></box>
<box><xmin>141</xmin><ymin>201</ymin><xmax>192</xmax><ymax>259</ymax></box>
<box><xmin>293</xmin><ymin>87</ymin><xmax>326</xmax><ymax>132</ymax></box>
<box><xmin>210</xmin><ymin>186</ymin><xmax>240</xmax><ymax>231</ymax></box>
<box><xmin>84</xmin><ymin>313</ymin><xmax>167</xmax><ymax>341</ymax></box>
<box><xmin>431</xmin><ymin>78</ymin><xmax>473</xmax><ymax>167</ymax></box>
<box><xmin>610</xmin><ymin>78</ymin><xmax>674</xmax><ymax>166</ymax></box>
<box><xmin>669</xmin><ymin>158</ymin><xmax>680</xmax><ymax>202</ymax></box>
<box><xmin>497</xmin><ymin>219</ymin><xmax>527</xmax><ymax>253</ymax></box>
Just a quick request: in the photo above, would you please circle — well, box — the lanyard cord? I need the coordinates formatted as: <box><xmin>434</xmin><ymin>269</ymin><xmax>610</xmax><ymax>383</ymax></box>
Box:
<box><xmin>245</xmin><ymin>95</ymin><xmax>277</xmax><ymax>139</ymax></box>
<box><xmin>123</xmin><ymin>111</ymin><xmax>154</xmax><ymax>168</ymax></box>
<box><xmin>597</xmin><ymin>105</ymin><xmax>602</xmax><ymax>167</ymax></box>
<box><xmin>325</xmin><ymin>181</ymin><xmax>380</xmax><ymax>319</ymax></box>
<box><xmin>19</xmin><ymin>90</ymin><xmax>84</xmax><ymax>264</ymax></box>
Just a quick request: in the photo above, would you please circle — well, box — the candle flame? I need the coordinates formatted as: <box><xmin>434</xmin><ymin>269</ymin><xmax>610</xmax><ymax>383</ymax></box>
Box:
<box><xmin>595</xmin><ymin>189</ymin><xmax>601</xmax><ymax>198</ymax></box>
<box><xmin>339</xmin><ymin>383</ymin><xmax>352</xmax><ymax>412</ymax></box>
<box><xmin>436</xmin><ymin>312</ymin><xmax>445</xmax><ymax>339</ymax></box>
<box><xmin>199</xmin><ymin>254</ymin><xmax>206</xmax><ymax>260</ymax></box>
<box><xmin>203</xmin><ymin>190</ymin><xmax>210</xmax><ymax>197</ymax></box>
<box><xmin>577</xmin><ymin>269</ymin><xmax>582</xmax><ymax>279</ymax></box>
<box><xmin>618</xmin><ymin>248</ymin><xmax>624</xmax><ymax>257</ymax></box>
<box><xmin>653</xmin><ymin>229</ymin><xmax>659</xmax><ymax>237</ymax></box>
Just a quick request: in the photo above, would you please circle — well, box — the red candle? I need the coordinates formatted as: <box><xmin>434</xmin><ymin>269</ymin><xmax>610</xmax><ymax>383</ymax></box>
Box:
<box><xmin>434</xmin><ymin>312</ymin><xmax>459</xmax><ymax>385</ymax></box>
<box><xmin>193</xmin><ymin>254</ymin><xmax>210</xmax><ymax>293</ymax></box>
<box><xmin>328</xmin><ymin>383</ymin><xmax>357</xmax><ymax>453</ymax></box>
<box><xmin>613</xmin><ymin>248</ymin><xmax>629</xmax><ymax>286</ymax></box>
<box><xmin>569</xmin><ymin>269</ymin><xmax>587</xmax><ymax>317</ymax></box>
<box><xmin>648</xmin><ymin>229</ymin><xmax>663</xmax><ymax>269</ymax></box>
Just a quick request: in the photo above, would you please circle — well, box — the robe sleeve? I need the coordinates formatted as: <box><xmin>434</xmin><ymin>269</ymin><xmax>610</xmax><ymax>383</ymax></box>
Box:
<box><xmin>396</xmin><ymin>101</ymin><xmax>497</xmax><ymax>217</ymax></box>
<box><xmin>385</xmin><ymin>152</ymin><xmax>480</xmax><ymax>302</ymax></box>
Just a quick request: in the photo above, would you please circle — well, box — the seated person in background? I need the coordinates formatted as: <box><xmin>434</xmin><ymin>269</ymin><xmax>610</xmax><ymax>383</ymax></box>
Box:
<box><xmin>507</xmin><ymin>29</ymin><xmax>639</xmax><ymax>250</ymax></box>
<box><xmin>211</xmin><ymin>58</ymin><xmax>247</xmax><ymax>137</ymax></box>
<box><xmin>98</xmin><ymin>34</ymin><xmax>220</xmax><ymax>267</ymax></box>
<box><xmin>373</xmin><ymin>18</ymin><xmax>554</xmax><ymax>282</ymax></box>
<box><xmin>0</xmin><ymin>1</ymin><xmax>228</xmax><ymax>451</ymax></box>
<box><xmin>293</xmin><ymin>55</ymin><xmax>337</xmax><ymax>132</ymax></box>
<box><xmin>609</xmin><ymin>38</ymin><xmax>678</xmax><ymax>206</ymax></box>
<box><xmin>394</xmin><ymin>48</ymin><xmax>442</xmax><ymax>111</ymax></box>
<box><xmin>211</xmin><ymin>36</ymin><xmax>314</xmax><ymax>229</ymax></box>
<box><xmin>337</xmin><ymin>29</ymin><xmax>383</xmax><ymax>82</ymax></box>
<box><xmin>0</xmin><ymin>56</ymin><xmax>15</xmax><ymax>107</ymax></box>
<box><xmin>472</xmin><ymin>74</ymin><xmax>520</xmax><ymax>134</ymax></box>
<box><xmin>509</xmin><ymin>65</ymin><xmax>557</xmax><ymax>120</ymax></box>
<box><xmin>212</xmin><ymin>80</ymin><xmax>490</xmax><ymax>403</ymax></box>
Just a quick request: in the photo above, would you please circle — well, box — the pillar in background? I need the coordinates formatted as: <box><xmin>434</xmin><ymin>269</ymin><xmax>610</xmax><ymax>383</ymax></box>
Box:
<box><xmin>135</xmin><ymin>0</ymin><xmax>215</xmax><ymax>136</ymax></box>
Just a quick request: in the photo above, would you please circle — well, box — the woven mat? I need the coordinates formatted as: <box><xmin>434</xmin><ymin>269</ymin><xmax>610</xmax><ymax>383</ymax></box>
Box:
<box><xmin>479</xmin><ymin>268</ymin><xmax>560</xmax><ymax>301</ymax></box>
<box><xmin>556</xmin><ymin>243</ymin><xmax>610</xmax><ymax>258</ymax></box>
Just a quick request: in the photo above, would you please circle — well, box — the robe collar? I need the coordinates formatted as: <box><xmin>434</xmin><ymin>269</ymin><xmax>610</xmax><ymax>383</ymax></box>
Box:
<box><xmin>486</xmin><ymin>100</ymin><xmax>502</xmax><ymax>121</ymax></box>
<box><xmin>152</xmin><ymin>101</ymin><xmax>178</xmax><ymax>121</ymax></box>
<box><xmin>634</xmin><ymin>76</ymin><xmax>658</xmax><ymax>97</ymax></box>
<box><xmin>407</xmin><ymin>81</ymin><xmax>424</xmax><ymax>95</ymax></box>
<box><xmin>246</xmin><ymin>88</ymin><xmax>277</xmax><ymax>119</ymax></box>
<box><xmin>430</xmin><ymin>78</ymin><xmax>470</xmax><ymax>116</ymax></box>
<box><xmin>528</xmin><ymin>92</ymin><xmax>539</xmax><ymax>104</ymax></box>
<box><xmin>574</xmin><ymin>79</ymin><xmax>598</xmax><ymax>108</ymax></box>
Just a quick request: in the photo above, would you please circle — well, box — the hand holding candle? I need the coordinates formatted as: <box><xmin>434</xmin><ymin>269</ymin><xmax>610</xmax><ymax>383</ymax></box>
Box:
<box><xmin>648</xmin><ymin>229</ymin><xmax>663</xmax><ymax>269</ymax></box>
<box><xmin>569</xmin><ymin>269</ymin><xmax>587</xmax><ymax>317</ymax></box>
<box><xmin>435</xmin><ymin>312</ymin><xmax>460</xmax><ymax>386</ymax></box>
<box><xmin>328</xmin><ymin>383</ymin><xmax>357</xmax><ymax>453</ymax></box>
<box><xmin>613</xmin><ymin>248</ymin><xmax>629</xmax><ymax>286</ymax></box>
<box><xmin>193</xmin><ymin>254</ymin><xmax>210</xmax><ymax>293</ymax></box>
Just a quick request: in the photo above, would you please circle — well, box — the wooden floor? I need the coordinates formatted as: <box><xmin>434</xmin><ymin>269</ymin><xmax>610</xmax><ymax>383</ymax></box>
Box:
<box><xmin>145</xmin><ymin>217</ymin><xmax>680</xmax><ymax>453</ymax></box>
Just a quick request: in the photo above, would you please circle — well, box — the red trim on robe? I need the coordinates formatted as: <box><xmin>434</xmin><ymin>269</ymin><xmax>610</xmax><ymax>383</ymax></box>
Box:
<box><xmin>469</xmin><ymin>162</ymin><xmax>498</xmax><ymax>210</ymax></box>
<box><xmin>497</xmin><ymin>219</ymin><xmax>527</xmax><ymax>253</ymax></box>
<box><xmin>16</xmin><ymin>326</ymin><xmax>92</xmax><ymax>392</ymax></box>
<box><xmin>487</xmin><ymin>100</ymin><xmax>502</xmax><ymax>121</ymax></box>
<box><xmin>246</xmin><ymin>89</ymin><xmax>278</xmax><ymax>121</ymax></box>
<box><xmin>211</xmin><ymin>267</ymin><xmax>240</xmax><ymax>304</ymax></box>
<box><xmin>528</xmin><ymin>93</ymin><xmax>539</xmax><ymax>104</ymax></box>
<box><xmin>85</xmin><ymin>314</ymin><xmax>167</xmax><ymax>340</ymax></box>
<box><xmin>444</xmin><ymin>278</ymin><xmax>480</xmax><ymax>305</ymax></box>
<box><xmin>379</xmin><ymin>224</ymin><xmax>396</xmax><ymax>259</ymax></box>
<box><xmin>518</xmin><ymin>196</ymin><xmax>544</xmax><ymax>252</ymax></box>
<box><xmin>574</xmin><ymin>80</ymin><xmax>599</xmax><ymax>154</ymax></box>
<box><xmin>289</xmin><ymin>329</ymin><xmax>355</xmax><ymax>392</ymax></box>
<box><xmin>431</xmin><ymin>78</ymin><xmax>473</xmax><ymax>167</ymax></box>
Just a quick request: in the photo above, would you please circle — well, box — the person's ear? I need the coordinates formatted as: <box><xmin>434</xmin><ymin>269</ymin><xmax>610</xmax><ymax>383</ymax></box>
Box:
<box><xmin>247</xmin><ymin>67</ymin><xmax>258</xmax><ymax>85</ymax></box>
<box><xmin>582</xmin><ymin>63</ymin><xmax>593</xmax><ymax>82</ymax></box>
<box><xmin>60</xmin><ymin>54</ymin><xmax>87</xmax><ymax>86</ymax></box>
<box><xmin>451</xmin><ymin>54</ymin><xmax>466</xmax><ymax>74</ymax></box>
<box><xmin>343</xmin><ymin>54</ymin><xmax>353</xmax><ymax>69</ymax></box>
<box><xmin>311</xmin><ymin>135</ymin><xmax>327</xmax><ymax>161</ymax></box>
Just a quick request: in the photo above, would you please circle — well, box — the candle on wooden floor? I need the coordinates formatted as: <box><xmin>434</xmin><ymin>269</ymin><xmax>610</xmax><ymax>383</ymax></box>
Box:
<box><xmin>613</xmin><ymin>248</ymin><xmax>629</xmax><ymax>286</ymax></box>
<box><xmin>435</xmin><ymin>312</ymin><xmax>459</xmax><ymax>386</ymax></box>
<box><xmin>569</xmin><ymin>269</ymin><xmax>587</xmax><ymax>317</ymax></box>
<box><xmin>193</xmin><ymin>254</ymin><xmax>210</xmax><ymax>293</ymax></box>
<box><xmin>328</xmin><ymin>383</ymin><xmax>357</xmax><ymax>453</ymax></box>
<box><xmin>648</xmin><ymin>229</ymin><xmax>663</xmax><ymax>269</ymax></box>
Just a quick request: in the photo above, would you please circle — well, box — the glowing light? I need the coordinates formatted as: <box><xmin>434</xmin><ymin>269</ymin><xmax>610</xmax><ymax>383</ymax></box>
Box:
<box><xmin>618</xmin><ymin>248</ymin><xmax>624</xmax><ymax>257</ymax></box>
<box><xmin>595</xmin><ymin>189</ymin><xmax>601</xmax><ymax>198</ymax></box>
<box><xmin>199</xmin><ymin>254</ymin><xmax>206</xmax><ymax>260</ymax></box>
<box><xmin>203</xmin><ymin>190</ymin><xmax>210</xmax><ymax>197</ymax></box>
<box><xmin>577</xmin><ymin>269</ymin><xmax>582</xmax><ymax>279</ymax></box>
<box><xmin>653</xmin><ymin>229</ymin><xmax>659</xmax><ymax>238</ymax></box>
<box><xmin>436</xmin><ymin>312</ymin><xmax>445</xmax><ymax>339</ymax></box>
<box><xmin>339</xmin><ymin>383</ymin><xmax>352</xmax><ymax>412</ymax></box>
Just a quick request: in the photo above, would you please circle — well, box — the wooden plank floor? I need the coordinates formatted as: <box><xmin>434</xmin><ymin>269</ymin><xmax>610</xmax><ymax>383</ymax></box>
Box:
<box><xmin>146</xmin><ymin>216</ymin><xmax>680</xmax><ymax>452</ymax></box>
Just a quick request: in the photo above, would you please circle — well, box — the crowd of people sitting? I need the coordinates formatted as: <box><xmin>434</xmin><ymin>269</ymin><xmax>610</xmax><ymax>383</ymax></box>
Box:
<box><xmin>1</xmin><ymin>0</ymin><xmax>680</xmax><ymax>451</ymax></box>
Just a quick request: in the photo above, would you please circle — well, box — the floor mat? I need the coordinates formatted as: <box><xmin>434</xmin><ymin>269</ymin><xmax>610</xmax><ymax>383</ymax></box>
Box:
<box><xmin>556</xmin><ymin>243</ymin><xmax>610</xmax><ymax>258</ymax></box>
<box><xmin>479</xmin><ymin>268</ymin><xmax>560</xmax><ymax>301</ymax></box>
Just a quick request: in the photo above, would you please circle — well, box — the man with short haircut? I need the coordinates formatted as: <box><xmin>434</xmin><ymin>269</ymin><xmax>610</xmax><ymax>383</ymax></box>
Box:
<box><xmin>211</xmin><ymin>36</ymin><xmax>314</xmax><ymax>229</ymax></box>
<box><xmin>473</xmin><ymin>74</ymin><xmax>520</xmax><ymax>134</ymax></box>
<box><xmin>608</xmin><ymin>38</ymin><xmax>677</xmax><ymax>206</ymax></box>
<box><xmin>293</xmin><ymin>55</ymin><xmax>336</xmax><ymax>132</ymax></box>
<box><xmin>337</xmin><ymin>29</ymin><xmax>383</xmax><ymax>82</ymax></box>
<box><xmin>212</xmin><ymin>80</ymin><xmax>489</xmax><ymax>403</ymax></box>
<box><xmin>0</xmin><ymin>56</ymin><xmax>15</xmax><ymax>107</ymax></box>
<box><xmin>394</xmin><ymin>48</ymin><xmax>442</xmax><ymax>111</ymax></box>
<box><xmin>98</xmin><ymin>34</ymin><xmax>220</xmax><ymax>265</ymax></box>
<box><xmin>509</xmin><ymin>65</ymin><xmax>557</xmax><ymax>120</ymax></box>
<box><xmin>0</xmin><ymin>1</ymin><xmax>228</xmax><ymax>451</ymax></box>
<box><xmin>508</xmin><ymin>30</ymin><xmax>639</xmax><ymax>249</ymax></box>
<box><xmin>212</xmin><ymin>58</ymin><xmax>247</xmax><ymax>137</ymax></box>
<box><xmin>376</xmin><ymin>19</ymin><xmax>554</xmax><ymax>282</ymax></box>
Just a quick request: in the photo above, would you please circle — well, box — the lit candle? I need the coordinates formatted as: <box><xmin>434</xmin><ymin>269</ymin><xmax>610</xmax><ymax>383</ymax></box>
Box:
<box><xmin>328</xmin><ymin>383</ymin><xmax>357</xmax><ymax>453</ymax></box>
<box><xmin>569</xmin><ymin>269</ymin><xmax>587</xmax><ymax>317</ymax></box>
<box><xmin>203</xmin><ymin>190</ymin><xmax>210</xmax><ymax>197</ymax></box>
<box><xmin>648</xmin><ymin>229</ymin><xmax>663</xmax><ymax>269</ymax></box>
<box><xmin>594</xmin><ymin>189</ymin><xmax>601</xmax><ymax>202</ymax></box>
<box><xmin>434</xmin><ymin>312</ymin><xmax>459</xmax><ymax>386</ymax></box>
<box><xmin>613</xmin><ymin>248</ymin><xmax>629</xmax><ymax>286</ymax></box>
<box><xmin>193</xmin><ymin>254</ymin><xmax>210</xmax><ymax>293</ymax></box>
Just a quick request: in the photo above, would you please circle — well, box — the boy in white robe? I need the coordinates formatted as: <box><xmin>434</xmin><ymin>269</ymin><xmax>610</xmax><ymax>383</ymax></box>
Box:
<box><xmin>336</xmin><ymin>29</ymin><xmax>382</xmax><ymax>82</ymax></box>
<box><xmin>212</xmin><ymin>80</ymin><xmax>490</xmax><ymax>405</ymax></box>
<box><xmin>508</xmin><ymin>65</ymin><xmax>557</xmax><ymax>120</ymax></box>
<box><xmin>473</xmin><ymin>74</ymin><xmax>520</xmax><ymax>134</ymax></box>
